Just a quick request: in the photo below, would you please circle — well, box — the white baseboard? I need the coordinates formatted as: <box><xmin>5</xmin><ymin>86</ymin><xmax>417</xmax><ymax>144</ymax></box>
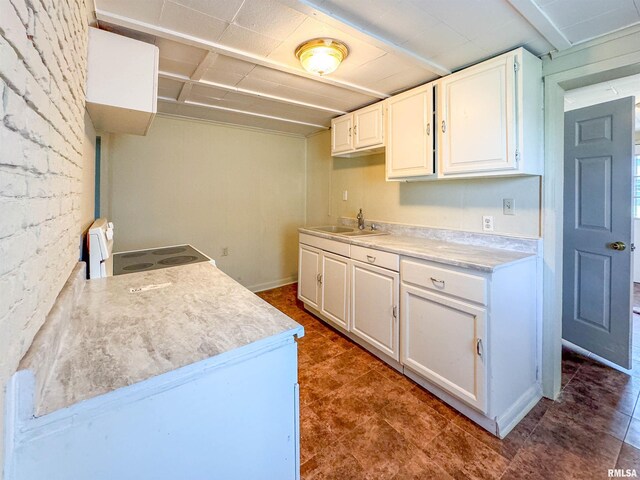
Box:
<box><xmin>496</xmin><ymin>384</ymin><xmax>542</xmax><ymax>438</ymax></box>
<box><xmin>249</xmin><ymin>277</ymin><xmax>297</xmax><ymax>293</ymax></box>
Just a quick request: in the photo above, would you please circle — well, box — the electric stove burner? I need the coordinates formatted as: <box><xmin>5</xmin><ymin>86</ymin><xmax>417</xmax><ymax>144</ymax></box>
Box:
<box><xmin>152</xmin><ymin>247</ymin><xmax>187</xmax><ymax>256</ymax></box>
<box><xmin>121</xmin><ymin>252</ymin><xmax>147</xmax><ymax>259</ymax></box>
<box><xmin>123</xmin><ymin>263</ymin><xmax>154</xmax><ymax>271</ymax></box>
<box><xmin>112</xmin><ymin>245</ymin><xmax>210</xmax><ymax>276</ymax></box>
<box><xmin>158</xmin><ymin>255</ymin><xmax>198</xmax><ymax>266</ymax></box>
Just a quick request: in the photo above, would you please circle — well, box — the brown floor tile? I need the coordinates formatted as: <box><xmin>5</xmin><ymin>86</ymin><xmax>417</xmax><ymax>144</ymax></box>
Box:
<box><xmin>549</xmin><ymin>389</ymin><xmax>632</xmax><ymax>441</ymax></box>
<box><xmin>376</xmin><ymin>362</ymin><xmax>418</xmax><ymax>390</ymax></box>
<box><xmin>503</xmin><ymin>411</ymin><xmax>622</xmax><ymax>479</ymax></box>
<box><xmin>391</xmin><ymin>454</ymin><xmax>455</xmax><ymax>480</ymax></box>
<box><xmin>380</xmin><ymin>388</ymin><xmax>449</xmax><ymax>450</ymax></box>
<box><xmin>625</xmin><ymin>418</ymin><xmax>640</xmax><ymax>450</ymax></box>
<box><xmin>298</xmin><ymin>332</ymin><xmax>350</xmax><ymax>365</ymax></box>
<box><xmin>423</xmin><ymin>423</ymin><xmax>510</xmax><ymax>480</ymax></box>
<box><xmin>299</xmin><ymin>406</ymin><xmax>339</xmax><ymax>464</ymax></box>
<box><xmin>407</xmin><ymin>384</ymin><xmax>459</xmax><ymax>421</ymax></box>
<box><xmin>340</xmin><ymin>416</ymin><xmax>433</xmax><ymax>479</ymax></box>
<box><xmin>451</xmin><ymin>397</ymin><xmax>551</xmax><ymax>460</ymax></box>
<box><xmin>616</xmin><ymin>443</ymin><xmax>640</xmax><ymax>469</ymax></box>
<box><xmin>301</xmin><ymin>447</ymin><xmax>372</xmax><ymax>480</ymax></box>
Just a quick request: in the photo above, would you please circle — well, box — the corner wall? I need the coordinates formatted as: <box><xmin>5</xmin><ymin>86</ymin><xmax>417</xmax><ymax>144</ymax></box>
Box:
<box><xmin>0</xmin><ymin>1</ymin><xmax>94</xmax><ymax>475</ymax></box>
<box><xmin>306</xmin><ymin>131</ymin><xmax>542</xmax><ymax>238</ymax></box>
<box><xmin>102</xmin><ymin>115</ymin><xmax>306</xmax><ymax>292</ymax></box>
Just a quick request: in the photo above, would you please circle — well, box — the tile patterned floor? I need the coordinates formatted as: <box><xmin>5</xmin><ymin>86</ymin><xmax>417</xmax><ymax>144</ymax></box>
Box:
<box><xmin>257</xmin><ymin>284</ymin><xmax>640</xmax><ymax>479</ymax></box>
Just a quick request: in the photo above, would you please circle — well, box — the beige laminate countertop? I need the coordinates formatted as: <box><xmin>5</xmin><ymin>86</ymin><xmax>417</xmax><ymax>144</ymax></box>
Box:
<box><xmin>299</xmin><ymin>227</ymin><xmax>536</xmax><ymax>272</ymax></box>
<box><xmin>25</xmin><ymin>262</ymin><xmax>303</xmax><ymax>416</ymax></box>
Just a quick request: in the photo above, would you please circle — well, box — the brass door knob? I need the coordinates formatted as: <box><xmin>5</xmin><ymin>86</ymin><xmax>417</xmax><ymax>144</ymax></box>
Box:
<box><xmin>609</xmin><ymin>241</ymin><xmax>626</xmax><ymax>251</ymax></box>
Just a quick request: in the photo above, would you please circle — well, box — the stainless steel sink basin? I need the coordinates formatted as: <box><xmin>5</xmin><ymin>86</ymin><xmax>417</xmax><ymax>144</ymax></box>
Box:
<box><xmin>311</xmin><ymin>226</ymin><xmax>355</xmax><ymax>233</ymax></box>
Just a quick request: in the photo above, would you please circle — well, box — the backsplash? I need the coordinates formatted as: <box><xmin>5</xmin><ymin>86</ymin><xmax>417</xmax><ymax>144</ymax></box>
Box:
<box><xmin>338</xmin><ymin>217</ymin><xmax>541</xmax><ymax>254</ymax></box>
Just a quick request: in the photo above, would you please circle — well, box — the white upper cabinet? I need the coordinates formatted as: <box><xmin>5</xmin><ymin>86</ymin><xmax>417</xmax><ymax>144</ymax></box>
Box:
<box><xmin>437</xmin><ymin>48</ymin><xmax>542</xmax><ymax>178</ymax></box>
<box><xmin>86</xmin><ymin>28</ymin><xmax>159</xmax><ymax>136</ymax></box>
<box><xmin>331</xmin><ymin>104</ymin><xmax>384</xmax><ymax>157</ymax></box>
<box><xmin>354</xmin><ymin>103</ymin><xmax>384</xmax><ymax>150</ymax></box>
<box><xmin>331</xmin><ymin>114</ymin><xmax>353</xmax><ymax>155</ymax></box>
<box><xmin>385</xmin><ymin>83</ymin><xmax>435</xmax><ymax>181</ymax></box>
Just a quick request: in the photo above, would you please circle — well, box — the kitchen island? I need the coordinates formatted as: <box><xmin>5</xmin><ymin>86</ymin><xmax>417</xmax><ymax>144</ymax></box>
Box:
<box><xmin>5</xmin><ymin>261</ymin><xmax>304</xmax><ymax>480</ymax></box>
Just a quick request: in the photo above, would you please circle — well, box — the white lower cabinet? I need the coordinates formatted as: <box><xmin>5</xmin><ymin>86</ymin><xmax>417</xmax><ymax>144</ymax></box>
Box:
<box><xmin>320</xmin><ymin>252</ymin><xmax>350</xmax><ymax>330</ymax></box>
<box><xmin>298</xmin><ymin>244</ymin><xmax>321</xmax><ymax>310</ymax></box>
<box><xmin>401</xmin><ymin>284</ymin><xmax>486</xmax><ymax>412</ymax></box>
<box><xmin>351</xmin><ymin>260</ymin><xmax>399</xmax><ymax>360</ymax></box>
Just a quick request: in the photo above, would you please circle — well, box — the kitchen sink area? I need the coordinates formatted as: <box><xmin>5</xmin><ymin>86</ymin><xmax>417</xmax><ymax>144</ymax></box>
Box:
<box><xmin>309</xmin><ymin>225</ymin><xmax>389</xmax><ymax>237</ymax></box>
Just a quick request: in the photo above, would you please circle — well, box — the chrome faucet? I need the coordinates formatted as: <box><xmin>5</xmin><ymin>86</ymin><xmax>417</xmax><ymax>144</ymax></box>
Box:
<box><xmin>357</xmin><ymin>209</ymin><xmax>365</xmax><ymax>230</ymax></box>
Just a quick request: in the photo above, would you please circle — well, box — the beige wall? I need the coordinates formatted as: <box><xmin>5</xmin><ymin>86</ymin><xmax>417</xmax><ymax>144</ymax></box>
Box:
<box><xmin>0</xmin><ymin>0</ymin><xmax>93</xmax><ymax>475</ymax></box>
<box><xmin>103</xmin><ymin>115</ymin><xmax>306</xmax><ymax>291</ymax></box>
<box><xmin>307</xmin><ymin>131</ymin><xmax>541</xmax><ymax>237</ymax></box>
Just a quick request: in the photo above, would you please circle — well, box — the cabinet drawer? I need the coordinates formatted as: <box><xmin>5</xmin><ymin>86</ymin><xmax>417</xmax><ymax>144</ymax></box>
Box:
<box><xmin>400</xmin><ymin>258</ymin><xmax>486</xmax><ymax>305</ymax></box>
<box><xmin>351</xmin><ymin>245</ymin><xmax>399</xmax><ymax>272</ymax></box>
<box><xmin>299</xmin><ymin>233</ymin><xmax>350</xmax><ymax>257</ymax></box>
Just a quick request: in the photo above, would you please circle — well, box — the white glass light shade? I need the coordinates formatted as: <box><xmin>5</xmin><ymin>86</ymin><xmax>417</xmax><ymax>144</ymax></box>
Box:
<box><xmin>295</xmin><ymin>39</ymin><xmax>348</xmax><ymax>76</ymax></box>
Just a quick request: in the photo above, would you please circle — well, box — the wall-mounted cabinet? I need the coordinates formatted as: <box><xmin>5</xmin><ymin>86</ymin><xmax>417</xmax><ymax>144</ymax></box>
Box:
<box><xmin>385</xmin><ymin>83</ymin><xmax>435</xmax><ymax>181</ymax></box>
<box><xmin>437</xmin><ymin>48</ymin><xmax>542</xmax><ymax>178</ymax></box>
<box><xmin>330</xmin><ymin>47</ymin><xmax>542</xmax><ymax>181</ymax></box>
<box><xmin>331</xmin><ymin>103</ymin><xmax>384</xmax><ymax>157</ymax></box>
<box><xmin>86</xmin><ymin>28</ymin><xmax>159</xmax><ymax>136</ymax></box>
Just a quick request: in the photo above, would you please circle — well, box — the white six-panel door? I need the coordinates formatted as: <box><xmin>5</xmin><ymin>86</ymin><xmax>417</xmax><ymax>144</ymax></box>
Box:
<box><xmin>439</xmin><ymin>53</ymin><xmax>516</xmax><ymax>175</ymax></box>
<box><xmin>351</xmin><ymin>260</ymin><xmax>399</xmax><ymax>360</ymax></box>
<box><xmin>320</xmin><ymin>251</ymin><xmax>350</xmax><ymax>330</ymax></box>
<box><xmin>401</xmin><ymin>284</ymin><xmax>487</xmax><ymax>412</ymax></box>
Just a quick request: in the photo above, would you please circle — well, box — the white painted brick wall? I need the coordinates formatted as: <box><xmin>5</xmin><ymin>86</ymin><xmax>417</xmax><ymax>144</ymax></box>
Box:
<box><xmin>0</xmin><ymin>0</ymin><xmax>90</xmax><ymax>476</ymax></box>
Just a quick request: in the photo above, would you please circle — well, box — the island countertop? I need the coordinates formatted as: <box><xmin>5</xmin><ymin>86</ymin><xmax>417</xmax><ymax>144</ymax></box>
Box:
<box><xmin>23</xmin><ymin>262</ymin><xmax>303</xmax><ymax>416</ymax></box>
<box><xmin>298</xmin><ymin>227</ymin><xmax>537</xmax><ymax>272</ymax></box>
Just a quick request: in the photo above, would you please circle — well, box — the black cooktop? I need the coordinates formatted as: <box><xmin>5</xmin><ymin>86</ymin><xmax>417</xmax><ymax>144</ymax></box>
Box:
<box><xmin>113</xmin><ymin>245</ymin><xmax>210</xmax><ymax>276</ymax></box>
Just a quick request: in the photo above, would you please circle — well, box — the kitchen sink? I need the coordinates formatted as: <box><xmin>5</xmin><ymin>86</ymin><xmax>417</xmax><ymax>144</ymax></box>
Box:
<box><xmin>309</xmin><ymin>226</ymin><xmax>388</xmax><ymax>237</ymax></box>
<box><xmin>311</xmin><ymin>226</ymin><xmax>355</xmax><ymax>233</ymax></box>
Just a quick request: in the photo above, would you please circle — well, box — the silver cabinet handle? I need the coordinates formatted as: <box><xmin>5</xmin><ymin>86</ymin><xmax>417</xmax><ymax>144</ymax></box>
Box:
<box><xmin>426</xmin><ymin>123</ymin><xmax>430</xmax><ymax>136</ymax></box>
<box><xmin>316</xmin><ymin>273</ymin><xmax>322</xmax><ymax>284</ymax></box>
<box><xmin>476</xmin><ymin>338</ymin><xmax>483</xmax><ymax>358</ymax></box>
<box><xmin>430</xmin><ymin>277</ymin><xmax>445</xmax><ymax>287</ymax></box>
<box><xmin>392</xmin><ymin>306</ymin><xmax>398</xmax><ymax>319</ymax></box>
<box><xmin>366</xmin><ymin>255</ymin><xmax>376</xmax><ymax>263</ymax></box>
<box><xmin>348</xmin><ymin>127</ymin><xmax>352</xmax><ymax>137</ymax></box>
<box><xmin>353</xmin><ymin>125</ymin><xmax>358</xmax><ymax>136</ymax></box>
<box><xmin>441</xmin><ymin>120</ymin><xmax>446</xmax><ymax>133</ymax></box>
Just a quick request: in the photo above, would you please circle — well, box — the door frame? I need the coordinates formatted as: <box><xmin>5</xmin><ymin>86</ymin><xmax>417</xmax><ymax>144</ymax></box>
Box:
<box><xmin>542</xmin><ymin>25</ymin><xmax>640</xmax><ymax>399</ymax></box>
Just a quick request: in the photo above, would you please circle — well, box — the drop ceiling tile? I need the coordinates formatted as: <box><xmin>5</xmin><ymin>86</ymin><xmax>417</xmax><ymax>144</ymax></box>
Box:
<box><xmin>208</xmin><ymin>55</ymin><xmax>256</xmax><ymax>76</ymax></box>
<box><xmin>471</xmin><ymin>18</ymin><xmax>540</xmax><ymax>54</ymax></box>
<box><xmin>369</xmin><ymin>66</ymin><xmax>437</xmax><ymax>95</ymax></box>
<box><xmin>189</xmin><ymin>84</ymin><xmax>231</xmax><ymax>100</ymax></box>
<box><xmin>159</xmin><ymin>1</ymin><xmax>229</xmax><ymax>43</ymax></box>
<box><xmin>430</xmin><ymin>41</ymin><xmax>489</xmax><ymax>71</ymax></box>
<box><xmin>333</xmin><ymin>53</ymin><xmax>425</xmax><ymax>86</ymax></box>
<box><xmin>560</xmin><ymin>2</ymin><xmax>640</xmax><ymax>44</ymax></box>
<box><xmin>159</xmin><ymin>57</ymin><xmax>198</xmax><ymax>77</ymax></box>
<box><xmin>156</xmin><ymin>101</ymin><xmax>181</xmax><ymax>115</ymax></box>
<box><xmin>366</xmin><ymin>1</ymin><xmax>441</xmax><ymax>45</ymax></box>
<box><xmin>156</xmin><ymin>37</ymin><xmax>208</xmax><ymax>63</ymax></box>
<box><xmin>233</xmin><ymin>0</ymin><xmax>307</xmax><ymax>41</ymax></box>
<box><xmin>95</xmin><ymin>0</ymin><xmax>164</xmax><ymax>24</ymax></box>
<box><xmin>217</xmin><ymin>24</ymin><xmax>282</xmax><ymax>56</ymax></box>
<box><xmin>401</xmin><ymin>21</ymin><xmax>467</xmax><ymax>58</ymax></box>
<box><xmin>157</xmin><ymin>77</ymin><xmax>185</xmax><ymax>100</ymax></box>
<box><xmin>235</xmin><ymin>76</ymin><xmax>284</xmax><ymax>95</ymax></box>
<box><xmin>169</xmin><ymin>0</ymin><xmax>245</xmax><ymax>22</ymax></box>
<box><xmin>274</xmin><ymin>85</ymin><xmax>357</xmax><ymax>112</ymax></box>
<box><xmin>538</xmin><ymin>0</ymin><xmax>631</xmax><ymax>28</ymax></box>
<box><xmin>201</xmin><ymin>69</ymin><xmax>248</xmax><ymax>86</ymax></box>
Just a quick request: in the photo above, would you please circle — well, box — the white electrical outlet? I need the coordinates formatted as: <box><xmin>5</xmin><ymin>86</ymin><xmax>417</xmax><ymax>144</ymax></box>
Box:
<box><xmin>342</xmin><ymin>190</ymin><xmax>348</xmax><ymax>201</ymax></box>
<box><xmin>482</xmin><ymin>216</ymin><xmax>494</xmax><ymax>232</ymax></box>
<box><xmin>503</xmin><ymin>198</ymin><xmax>515</xmax><ymax>215</ymax></box>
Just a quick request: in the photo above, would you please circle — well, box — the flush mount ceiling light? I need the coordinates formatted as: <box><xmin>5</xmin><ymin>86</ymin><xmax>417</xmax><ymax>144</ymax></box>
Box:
<box><xmin>295</xmin><ymin>38</ymin><xmax>349</xmax><ymax>76</ymax></box>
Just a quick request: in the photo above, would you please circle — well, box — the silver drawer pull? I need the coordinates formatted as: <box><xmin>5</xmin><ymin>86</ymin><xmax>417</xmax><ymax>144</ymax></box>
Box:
<box><xmin>430</xmin><ymin>277</ymin><xmax>445</xmax><ymax>287</ymax></box>
<box><xmin>317</xmin><ymin>273</ymin><xmax>322</xmax><ymax>285</ymax></box>
<box><xmin>366</xmin><ymin>255</ymin><xmax>376</xmax><ymax>263</ymax></box>
<box><xmin>476</xmin><ymin>338</ymin><xmax>483</xmax><ymax>358</ymax></box>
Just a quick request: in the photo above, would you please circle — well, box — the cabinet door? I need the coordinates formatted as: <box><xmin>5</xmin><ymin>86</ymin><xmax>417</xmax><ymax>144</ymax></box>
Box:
<box><xmin>354</xmin><ymin>103</ymin><xmax>384</xmax><ymax>149</ymax></box>
<box><xmin>439</xmin><ymin>53</ymin><xmax>516</xmax><ymax>175</ymax></box>
<box><xmin>386</xmin><ymin>84</ymin><xmax>434</xmax><ymax>179</ymax></box>
<box><xmin>352</xmin><ymin>260</ymin><xmax>399</xmax><ymax>360</ymax></box>
<box><xmin>320</xmin><ymin>252</ymin><xmax>350</xmax><ymax>330</ymax></box>
<box><xmin>331</xmin><ymin>115</ymin><xmax>353</xmax><ymax>154</ymax></box>
<box><xmin>401</xmin><ymin>284</ymin><xmax>487</xmax><ymax>412</ymax></box>
<box><xmin>298</xmin><ymin>245</ymin><xmax>321</xmax><ymax>309</ymax></box>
